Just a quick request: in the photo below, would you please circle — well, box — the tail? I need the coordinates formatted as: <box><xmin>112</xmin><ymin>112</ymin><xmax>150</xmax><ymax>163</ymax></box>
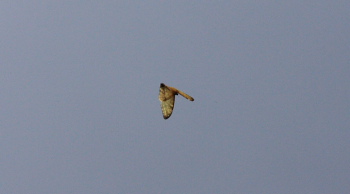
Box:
<box><xmin>169</xmin><ymin>86</ymin><xmax>194</xmax><ymax>101</ymax></box>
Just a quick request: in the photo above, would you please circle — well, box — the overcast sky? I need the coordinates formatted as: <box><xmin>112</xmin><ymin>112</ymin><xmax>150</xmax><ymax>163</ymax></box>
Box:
<box><xmin>1</xmin><ymin>1</ymin><xmax>349</xmax><ymax>194</ymax></box>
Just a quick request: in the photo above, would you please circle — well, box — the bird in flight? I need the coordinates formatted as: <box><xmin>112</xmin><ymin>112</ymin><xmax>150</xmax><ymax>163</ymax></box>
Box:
<box><xmin>158</xmin><ymin>83</ymin><xmax>194</xmax><ymax>119</ymax></box>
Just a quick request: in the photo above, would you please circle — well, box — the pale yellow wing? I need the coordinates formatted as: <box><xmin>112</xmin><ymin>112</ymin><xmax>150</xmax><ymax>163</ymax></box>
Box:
<box><xmin>168</xmin><ymin>86</ymin><xmax>194</xmax><ymax>101</ymax></box>
<box><xmin>159</xmin><ymin>83</ymin><xmax>176</xmax><ymax>119</ymax></box>
<box><xmin>159</xmin><ymin>83</ymin><xmax>194</xmax><ymax>119</ymax></box>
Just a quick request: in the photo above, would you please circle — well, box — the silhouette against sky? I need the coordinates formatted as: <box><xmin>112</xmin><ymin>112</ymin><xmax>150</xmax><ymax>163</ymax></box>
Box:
<box><xmin>1</xmin><ymin>1</ymin><xmax>349</xmax><ymax>193</ymax></box>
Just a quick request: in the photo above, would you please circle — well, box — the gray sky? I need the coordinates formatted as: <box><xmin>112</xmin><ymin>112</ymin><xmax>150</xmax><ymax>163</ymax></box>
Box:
<box><xmin>1</xmin><ymin>1</ymin><xmax>349</xmax><ymax>193</ymax></box>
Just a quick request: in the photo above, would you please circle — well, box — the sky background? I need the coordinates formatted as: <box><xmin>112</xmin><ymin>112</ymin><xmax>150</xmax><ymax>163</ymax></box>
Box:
<box><xmin>1</xmin><ymin>1</ymin><xmax>349</xmax><ymax>193</ymax></box>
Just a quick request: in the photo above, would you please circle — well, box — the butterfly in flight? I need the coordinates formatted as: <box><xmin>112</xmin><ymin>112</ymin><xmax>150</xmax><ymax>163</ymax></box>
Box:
<box><xmin>158</xmin><ymin>83</ymin><xmax>194</xmax><ymax>119</ymax></box>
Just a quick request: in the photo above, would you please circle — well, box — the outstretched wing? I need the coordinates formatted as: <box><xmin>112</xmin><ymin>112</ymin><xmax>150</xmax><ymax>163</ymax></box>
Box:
<box><xmin>159</xmin><ymin>83</ymin><xmax>176</xmax><ymax>119</ymax></box>
<box><xmin>168</xmin><ymin>86</ymin><xmax>194</xmax><ymax>101</ymax></box>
